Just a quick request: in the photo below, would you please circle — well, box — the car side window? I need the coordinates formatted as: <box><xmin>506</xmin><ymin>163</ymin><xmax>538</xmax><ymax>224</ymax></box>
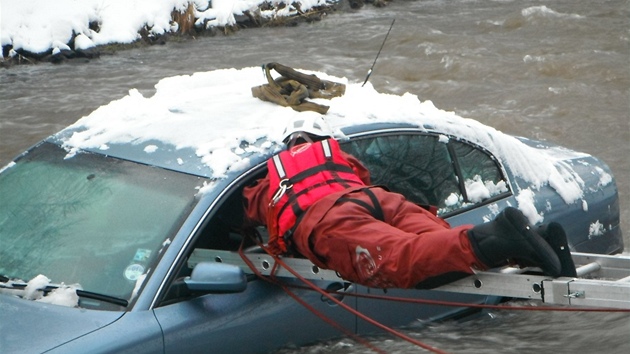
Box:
<box><xmin>450</xmin><ymin>139</ymin><xmax>509</xmax><ymax>203</ymax></box>
<box><xmin>341</xmin><ymin>133</ymin><xmax>510</xmax><ymax>216</ymax></box>
<box><xmin>158</xmin><ymin>171</ymin><xmax>264</xmax><ymax>306</ymax></box>
<box><xmin>341</xmin><ymin>134</ymin><xmax>460</xmax><ymax>209</ymax></box>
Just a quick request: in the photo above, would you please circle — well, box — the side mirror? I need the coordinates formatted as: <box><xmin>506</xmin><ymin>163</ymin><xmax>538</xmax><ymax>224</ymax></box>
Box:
<box><xmin>184</xmin><ymin>262</ymin><xmax>247</xmax><ymax>294</ymax></box>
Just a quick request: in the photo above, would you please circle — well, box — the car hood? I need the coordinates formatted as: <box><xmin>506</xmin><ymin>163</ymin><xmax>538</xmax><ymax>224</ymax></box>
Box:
<box><xmin>0</xmin><ymin>294</ymin><xmax>124</xmax><ymax>353</ymax></box>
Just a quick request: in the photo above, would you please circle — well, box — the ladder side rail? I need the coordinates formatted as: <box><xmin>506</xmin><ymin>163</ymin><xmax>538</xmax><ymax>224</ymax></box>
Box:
<box><xmin>188</xmin><ymin>249</ymin><xmax>630</xmax><ymax>309</ymax></box>
<box><xmin>432</xmin><ymin>271</ymin><xmax>550</xmax><ymax>301</ymax></box>
<box><xmin>190</xmin><ymin>249</ymin><xmax>550</xmax><ymax>300</ymax></box>
<box><xmin>544</xmin><ymin>278</ymin><xmax>630</xmax><ymax>309</ymax></box>
<box><xmin>189</xmin><ymin>248</ymin><xmax>344</xmax><ymax>282</ymax></box>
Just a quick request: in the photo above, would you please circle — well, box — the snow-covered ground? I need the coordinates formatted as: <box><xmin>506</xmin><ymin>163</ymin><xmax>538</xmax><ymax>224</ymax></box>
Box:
<box><xmin>0</xmin><ymin>0</ymin><xmax>334</xmax><ymax>55</ymax></box>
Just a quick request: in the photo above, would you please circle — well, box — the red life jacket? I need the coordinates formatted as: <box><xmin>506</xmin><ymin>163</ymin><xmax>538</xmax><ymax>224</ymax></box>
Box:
<box><xmin>266</xmin><ymin>139</ymin><xmax>365</xmax><ymax>253</ymax></box>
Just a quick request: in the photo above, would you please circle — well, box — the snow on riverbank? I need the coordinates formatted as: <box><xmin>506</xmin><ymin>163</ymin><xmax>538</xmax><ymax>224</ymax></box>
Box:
<box><xmin>0</xmin><ymin>0</ymin><xmax>334</xmax><ymax>55</ymax></box>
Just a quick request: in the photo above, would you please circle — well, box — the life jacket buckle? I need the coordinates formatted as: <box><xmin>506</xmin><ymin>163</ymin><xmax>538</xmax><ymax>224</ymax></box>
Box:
<box><xmin>270</xmin><ymin>179</ymin><xmax>293</xmax><ymax>206</ymax></box>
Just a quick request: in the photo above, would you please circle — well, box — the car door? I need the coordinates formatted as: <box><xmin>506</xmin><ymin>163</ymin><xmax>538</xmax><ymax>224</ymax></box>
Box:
<box><xmin>340</xmin><ymin>130</ymin><xmax>514</xmax><ymax>331</ymax></box>
<box><xmin>151</xmin><ymin>170</ymin><xmax>358</xmax><ymax>354</ymax></box>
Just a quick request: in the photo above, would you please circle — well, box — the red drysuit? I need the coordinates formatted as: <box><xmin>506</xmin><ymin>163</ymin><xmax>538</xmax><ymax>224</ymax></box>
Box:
<box><xmin>243</xmin><ymin>140</ymin><xmax>486</xmax><ymax>289</ymax></box>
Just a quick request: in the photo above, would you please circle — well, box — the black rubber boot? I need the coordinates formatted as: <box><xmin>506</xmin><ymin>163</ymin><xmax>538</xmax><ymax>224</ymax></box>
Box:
<box><xmin>467</xmin><ymin>207</ymin><xmax>562</xmax><ymax>277</ymax></box>
<box><xmin>537</xmin><ymin>223</ymin><xmax>577</xmax><ymax>277</ymax></box>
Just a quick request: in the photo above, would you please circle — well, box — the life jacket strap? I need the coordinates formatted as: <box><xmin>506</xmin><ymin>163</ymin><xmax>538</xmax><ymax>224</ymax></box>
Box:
<box><xmin>336</xmin><ymin>188</ymin><xmax>385</xmax><ymax>222</ymax></box>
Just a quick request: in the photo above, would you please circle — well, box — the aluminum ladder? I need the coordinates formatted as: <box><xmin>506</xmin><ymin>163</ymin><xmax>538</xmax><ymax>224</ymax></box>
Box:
<box><xmin>189</xmin><ymin>249</ymin><xmax>630</xmax><ymax>309</ymax></box>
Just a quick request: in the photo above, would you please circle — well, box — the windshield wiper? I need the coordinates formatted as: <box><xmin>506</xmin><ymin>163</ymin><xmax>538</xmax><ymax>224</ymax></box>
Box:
<box><xmin>0</xmin><ymin>281</ymin><xmax>128</xmax><ymax>307</ymax></box>
<box><xmin>75</xmin><ymin>289</ymin><xmax>129</xmax><ymax>307</ymax></box>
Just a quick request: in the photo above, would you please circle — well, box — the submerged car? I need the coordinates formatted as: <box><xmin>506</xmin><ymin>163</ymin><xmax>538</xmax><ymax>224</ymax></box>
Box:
<box><xmin>0</xmin><ymin>67</ymin><xmax>623</xmax><ymax>353</ymax></box>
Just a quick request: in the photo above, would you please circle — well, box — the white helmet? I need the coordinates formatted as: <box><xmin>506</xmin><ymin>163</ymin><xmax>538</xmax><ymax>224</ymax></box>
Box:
<box><xmin>281</xmin><ymin>116</ymin><xmax>334</xmax><ymax>144</ymax></box>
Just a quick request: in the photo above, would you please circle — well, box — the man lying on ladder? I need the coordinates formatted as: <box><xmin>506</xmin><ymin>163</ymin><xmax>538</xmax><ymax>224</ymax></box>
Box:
<box><xmin>242</xmin><ymin>116</ymin><xmax>577</xmax><ymax>290</ymax></box>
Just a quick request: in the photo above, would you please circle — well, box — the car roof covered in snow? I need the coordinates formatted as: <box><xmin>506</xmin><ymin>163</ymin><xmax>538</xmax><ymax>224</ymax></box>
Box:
<box><xmin>49</xmin><ymin>67</ymin><xmax>591</xmax><ymax>204</ymax></box>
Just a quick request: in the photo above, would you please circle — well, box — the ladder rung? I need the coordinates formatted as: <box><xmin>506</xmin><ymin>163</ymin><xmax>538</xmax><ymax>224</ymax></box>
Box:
<box><xmin>572</xmin><ymin>252</ymin><xmax>630</xmax><ymax>280</ymax></box>
<box><xmin>576</xmin><ymin>262</ymin><xmax>601</xmax><ymax>277</ymax></box>
<box><xmin>617</xmin><ymin>275</ymin><xmax>630</xmax><ymax>283</ymax></box>
<box><xmin>499</xmin><ymin>266</ymin><xmax>528</xmax><ymax>274</ymax></box>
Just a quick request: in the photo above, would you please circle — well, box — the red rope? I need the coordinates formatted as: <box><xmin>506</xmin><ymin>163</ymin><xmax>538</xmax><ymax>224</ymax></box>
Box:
<box><xmin>238</xmin><ymin>245</ymin><xmax>388</xmax><ymax>354</ymax></box>
<box><xmin>280</xmin><ymin>282</ymin><xmax>388</xmax><ymax>354</ymax></box>
<box><xmin>238</xmin><ymin>242</ymin><xmax>448</xmax><ymax>354</ymax></box>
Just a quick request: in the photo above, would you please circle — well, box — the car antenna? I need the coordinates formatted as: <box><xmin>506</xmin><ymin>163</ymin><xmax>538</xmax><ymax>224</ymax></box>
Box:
<box><xmin>362</xmin><ymin>19</ymin><xmax>395</xmax><ymax>87</ymax></box>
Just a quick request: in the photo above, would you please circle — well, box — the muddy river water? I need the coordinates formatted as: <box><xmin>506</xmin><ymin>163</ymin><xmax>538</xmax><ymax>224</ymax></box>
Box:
<box><xmin>1</xmin><ymin>0</ymin><xmax>628</xmax><ymax>352</ymax></box>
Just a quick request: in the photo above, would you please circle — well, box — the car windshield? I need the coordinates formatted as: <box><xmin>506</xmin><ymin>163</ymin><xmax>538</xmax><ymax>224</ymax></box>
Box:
<box><xmin>0</xmin><ymin>142</ymin><xmax>205</xmax><ymax>308</ymax></box>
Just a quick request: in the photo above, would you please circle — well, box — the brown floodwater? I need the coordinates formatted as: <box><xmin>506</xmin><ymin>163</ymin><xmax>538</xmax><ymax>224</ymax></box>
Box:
<box><xmin>1</xmin><ymin>0</ymin><xmax>628</xmax><ymax>352</ymax></box>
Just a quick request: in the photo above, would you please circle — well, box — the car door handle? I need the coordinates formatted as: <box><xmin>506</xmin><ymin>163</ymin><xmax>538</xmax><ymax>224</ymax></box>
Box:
<box><xmin>321</xmin><ymin>282</ymin><xmax>353</xmax><ymax>305</ymax></box>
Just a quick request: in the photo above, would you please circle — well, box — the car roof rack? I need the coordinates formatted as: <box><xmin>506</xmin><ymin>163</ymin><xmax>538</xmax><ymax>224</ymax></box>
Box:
<box><xmin>189</xmin><ymin>249</ymin><xmax>630</xmax><ymax>309</ymax></box>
